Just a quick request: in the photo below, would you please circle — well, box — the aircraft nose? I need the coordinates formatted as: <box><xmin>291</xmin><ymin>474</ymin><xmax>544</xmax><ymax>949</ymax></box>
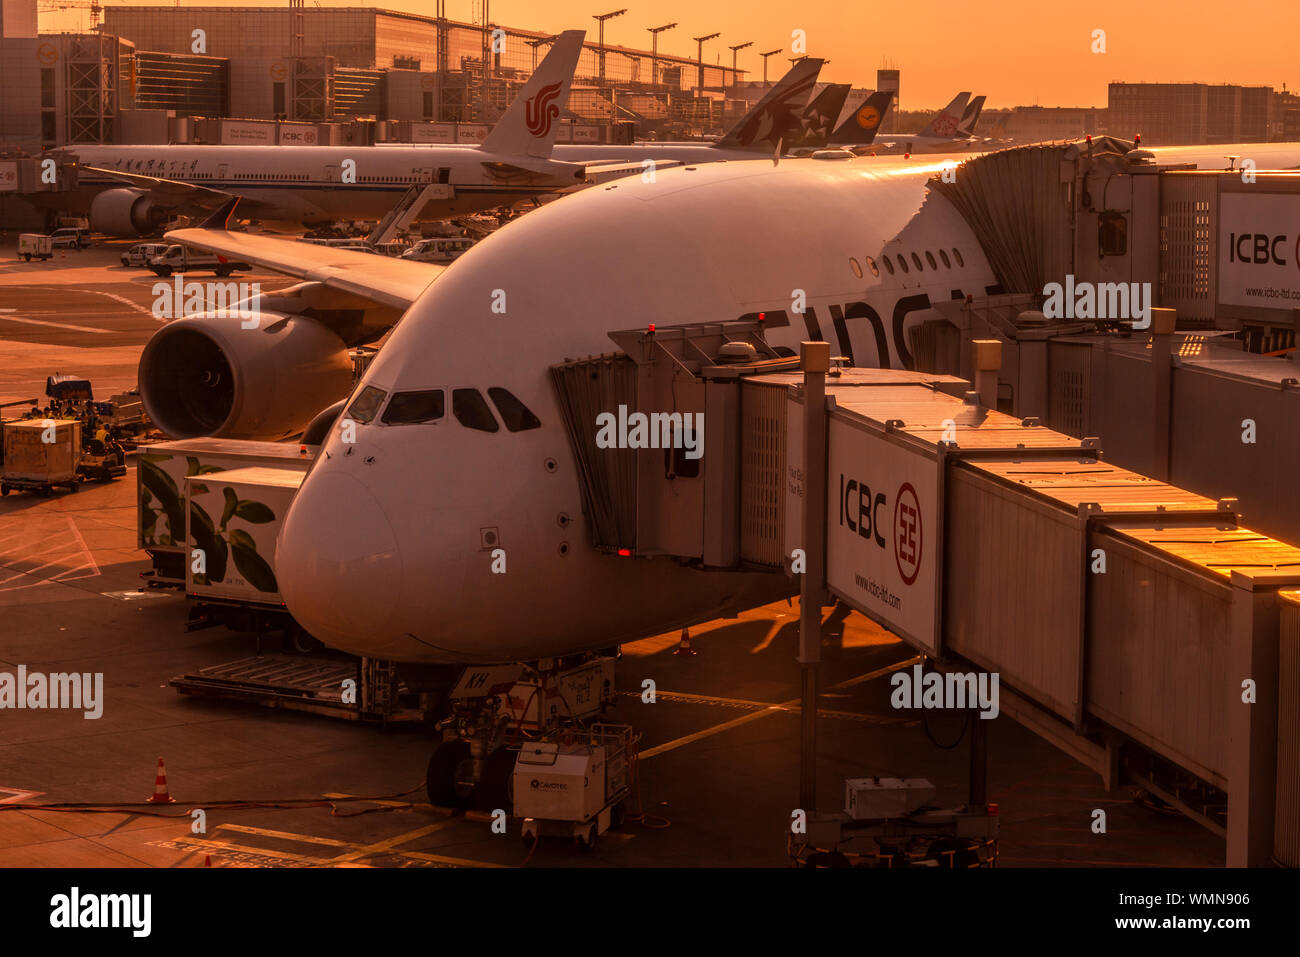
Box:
<box><xmin>277</xmin><ymin>469</ymin><xmax>402</xmax><ymax>648</ymax></box>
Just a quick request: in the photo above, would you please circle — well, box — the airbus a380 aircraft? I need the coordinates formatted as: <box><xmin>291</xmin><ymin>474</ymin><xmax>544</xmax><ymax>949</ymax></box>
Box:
<box><xmin>159</xmin><ymin>140</ymin><xmax>1300</xmax><ymax>665</ymax></box>
<box><xmin>42</xmin><ymin>31</ymin><xmax>590</xmax><ymax>236</ymax></box>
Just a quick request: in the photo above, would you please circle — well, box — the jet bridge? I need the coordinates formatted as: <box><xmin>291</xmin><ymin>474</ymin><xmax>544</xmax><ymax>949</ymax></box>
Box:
<box><xmin>552</xmin><ymin>319</ymin><xmax>1300</xmax><ymax>867</ymax></box>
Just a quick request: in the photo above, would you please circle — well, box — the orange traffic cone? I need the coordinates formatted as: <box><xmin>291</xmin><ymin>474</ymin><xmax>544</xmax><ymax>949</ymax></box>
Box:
<box><xmin>674</xmin><ymin>627</ymin><xmax>697</xmax><ymax>657</ymax></box>
<box><xmin>147</xmin><ymin>756</ymin><xmax>175</xmax><ymax>804</ymax></box>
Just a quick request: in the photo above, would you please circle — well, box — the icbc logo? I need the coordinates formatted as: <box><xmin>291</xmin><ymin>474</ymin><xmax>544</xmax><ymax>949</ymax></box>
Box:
<box><xmin>894</xmin><ymin>483</ymin><xmax>921</xmax><ymax>585</ymax></box>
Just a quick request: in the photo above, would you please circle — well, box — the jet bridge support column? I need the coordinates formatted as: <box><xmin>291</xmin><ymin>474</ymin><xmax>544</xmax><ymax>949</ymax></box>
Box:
<box><xmin>1226</xmin><ymin>569</ymin><xmax>1294</xmax><ymax>867</ymax></box>
<box><xmin>799</xmin><ymin>341</ymin><xmax>830</xmax><ymax>813</ymax></box>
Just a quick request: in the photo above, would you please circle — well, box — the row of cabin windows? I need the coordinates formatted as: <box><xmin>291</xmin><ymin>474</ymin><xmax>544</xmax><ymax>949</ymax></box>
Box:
<box><xmin>849</xmin><ymin>247</ymin><xmax>965</xmax><ymax>279</ymax></box>
<box><xmin>345</xmin><ymin>386</ymin><xmax>540</xmax><ymax>433</ymax></box>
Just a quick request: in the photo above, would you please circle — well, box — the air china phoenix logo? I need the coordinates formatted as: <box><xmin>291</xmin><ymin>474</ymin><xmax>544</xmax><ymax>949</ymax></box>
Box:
<box><xmin>525</xmin><ymin>82</ymin><xmax>563</xmax><ymax>138</ymax></box>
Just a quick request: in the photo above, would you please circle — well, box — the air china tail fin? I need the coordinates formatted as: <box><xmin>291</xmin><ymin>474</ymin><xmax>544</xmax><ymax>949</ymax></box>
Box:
<box><xmin>918</xmin><ymin>91</ymin><xmax>970</xmax><ymax>139</ymax></box>
<box><xmin>480</xmin><ymin>30</ymin><xmax>585</xmax><ymax>159</ymax></box>
<box><xmin>791</xmin><ymin>83</ymin><xmax>852</xmax><ymax>147</ymax></box>
<box><xmin>958</xmin><ymin>95</ymin><xmax>986</xmax><ymax>136</ymax></box>
<box><xmin>829</xmin><ymin>89</ymin><xmax>893</xmax><ymax>145</ymax></box>
<box><xmin>715</xmin><ymin>57</ymin><xmax>824</xmax><ymax>152</ymax></box>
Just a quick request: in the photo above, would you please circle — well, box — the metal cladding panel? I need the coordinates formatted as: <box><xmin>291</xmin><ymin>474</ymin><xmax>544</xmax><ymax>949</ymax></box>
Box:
<box><xmin>1086</xmin><ymin>528</ymin><xmax>1232</xmax><ymax>788</ymax></box>
<box><xmin>1109</xmin><ymin>525</ymin><xmax>1300</xmax><ymax>579</ymax></box>
<box><xmin>1169</xmin><ymin>366</ymin><xmax>1300</xmax><ymax>546</ymax></box>
<box><xmin>943</xmin><ymin>465</ymin><xmax>1081</xmax><ymax>716</ymax></box>
<box><xmin>1276</xmin><ymin>593</ymin><xmax>1300</xmax><ymax>867</ymax></box>
<box><xmin>1158</xmin><ymin>172</ymin><xmax>1217</xmax><ymax>326</ymax></box>
<box><xmin>1046</xmin><ymin>340</ymin><xmax>1091</xmax><ymax>438</ymax></box>
<box><xmin>739</xmin><ymin>380</ymin><xmax>787</xmax><ymax>568</ymax></box>
<box><xmin>970</xmin><ymin>458</ymin><xmax>1219</xmax><ymax>512</ymax></box>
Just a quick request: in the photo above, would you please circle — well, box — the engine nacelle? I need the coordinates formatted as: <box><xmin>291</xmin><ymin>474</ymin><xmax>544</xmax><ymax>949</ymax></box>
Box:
<box><xmin>139</xmin><ymin>311</ymin><xmax>354</xmax><ymax>440</ymax></box>
<box><xmin>89</xmin><ymin>187</ymin><xmax>169</xmax><ymax>237</ymax></box>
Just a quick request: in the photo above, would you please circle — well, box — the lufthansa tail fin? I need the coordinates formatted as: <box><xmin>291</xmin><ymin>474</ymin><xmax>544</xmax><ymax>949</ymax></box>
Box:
<box><xmin>917</xmin><ymin>91</ymin><xmax>970</xmax><ymax>139</ymax></box>
<box><xmin>480</xmin><ymin>30</ymin><xmax>585</xmax><ymax>159</ymax></box>
<box><xmin>715</xmin><ymin>57</ymin><xmax>824</xmax><ymax>152</ymax></box>
<box><xmin>829</xmin><ymin>90</ymin><xmax>893</xmax><ymax>145</ymax></box>
<box><xmin>791</xmin><ymin>83</ymin><xmax>852</xmax><ymax>148</ymax></box>
<box><xmin>958</xmin><ymin>94</ymin><xmax>986</xmax><ymax>137</ymax></box>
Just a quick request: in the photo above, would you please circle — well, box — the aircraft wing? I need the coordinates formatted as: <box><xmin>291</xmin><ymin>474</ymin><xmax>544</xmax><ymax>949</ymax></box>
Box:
<box><xmin>167</xmin><ymin>203</ymin><xmax>442</xmax><ymax>310</ymax></box>
<box><xmin>74</xmin><ymin>162</ymin><xmax>248</xmax><ymax>205</ymax></box>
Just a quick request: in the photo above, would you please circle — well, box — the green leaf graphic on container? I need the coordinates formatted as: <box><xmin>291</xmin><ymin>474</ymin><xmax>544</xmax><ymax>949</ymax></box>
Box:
<box><xmin>189</xmin><ymin>499</ymin><xmax>228</xmax><ymax>585</ymax></box>
<box><xmin>139</xmin><ymin>458</ymin><xmax>183</xmax><ymax>547</ymax></box>
<box><xmin>191</xmin><ymin>489</ymin><xmax>279</xmax><ymax>593</ymax></box>
<box><xmin>228</xmin><ymin>527</ymin><xmax>279</xmax><ymax>593</ymax></box>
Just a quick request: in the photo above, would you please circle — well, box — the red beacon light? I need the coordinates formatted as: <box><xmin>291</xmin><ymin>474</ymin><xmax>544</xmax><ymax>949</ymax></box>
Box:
<box><xmin>1134</xmin><ymin>133</ymin><xmax>1141</xmax><ymax>145</ymax></box>
<box><xmin>617</xmin><ymin>548</ymin><xmax>632</xmax><ymax>557</ymax></box>
<box><xmin>987</xmin><ymin>803</ymin><xmax>999</xmax><ymax>817</ymax></box>
<box><xmin>646</xmin><ymin>323</ymin><xmax>655</xmax><ymax>334</ymax></box>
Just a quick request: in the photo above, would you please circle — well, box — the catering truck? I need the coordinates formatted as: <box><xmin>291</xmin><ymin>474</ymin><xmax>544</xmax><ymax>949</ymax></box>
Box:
<box><xmin>138</xmin><ymin>438</ymin><xmax>314</xmax><ymax>585</ymax></box>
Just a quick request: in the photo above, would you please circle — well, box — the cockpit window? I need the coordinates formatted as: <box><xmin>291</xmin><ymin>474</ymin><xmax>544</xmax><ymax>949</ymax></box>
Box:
<box><xmin>487</xmin><ymin>387</ymin><xmax>541</xmax><ymax>432</ymax></box>
<box><xmin>344</xmin><ymin>385</ymin><xmax>386</xmax><ymax>425</ymax></box>
<box><xmin>452</xmin><ymin>388</ymin><xmax>499</xmax><ymax>432</ymax></box>
<box><xmin>382</xmin><ymin>390</ymin><xmax>444</xmax><ymax>424</ymax></box>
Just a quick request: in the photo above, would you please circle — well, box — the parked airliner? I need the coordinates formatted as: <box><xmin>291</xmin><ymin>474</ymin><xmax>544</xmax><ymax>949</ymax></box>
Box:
<box><xmin>41</xmin><ymin>31</ymin><xmax>590</xmax><ymax>236</ymax></box>
<box><xmin>159</xmin><ymin>140</ymin><xmax>1300</xmax><ymax>664</ymax></box>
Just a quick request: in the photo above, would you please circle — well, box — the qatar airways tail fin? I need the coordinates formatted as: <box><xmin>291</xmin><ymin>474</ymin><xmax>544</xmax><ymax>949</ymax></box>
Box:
<box><xmin>714</xmin><ymin>57</ymin><xmax>824</xmax><ymax>152</ymax></box>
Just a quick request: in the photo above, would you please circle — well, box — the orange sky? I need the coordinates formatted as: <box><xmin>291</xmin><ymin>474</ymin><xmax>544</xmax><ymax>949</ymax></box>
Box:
<box><xmin>47</xmin><ymin>0</ymin><xmax>1300</xmax><ymax>108</ymax></box>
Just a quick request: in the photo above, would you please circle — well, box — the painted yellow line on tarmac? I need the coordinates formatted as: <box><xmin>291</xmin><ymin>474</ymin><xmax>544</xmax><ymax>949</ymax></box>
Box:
<box><xmin>639</xmin><ymin>654</ymin><xmax>921</xmax><ymax>761</ymax></box>
<box><xmin>217</xmin><ymin>823</ymin><xmax>355</xmax><ymax>848</ymax></box>
<box><xmin>329</xmin><ymin>820</ymin><xmax>459</xmax><ymax>864</ymax></box>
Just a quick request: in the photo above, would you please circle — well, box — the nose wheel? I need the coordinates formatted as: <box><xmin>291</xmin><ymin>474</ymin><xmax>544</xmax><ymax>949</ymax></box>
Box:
<box><xmin>426</xmin><ymin>740</ymin><xmax>475</xmax><ymax>809</ymax></box>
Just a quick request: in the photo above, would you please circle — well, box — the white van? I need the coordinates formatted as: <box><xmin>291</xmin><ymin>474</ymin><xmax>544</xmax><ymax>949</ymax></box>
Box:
<box><xmin>121</xmin><ymin>242</ymin><xmax>170</xmax><ymax>267</ymax></box>
<box><xmin>17</xmin><ymin>234</ymin><xmax>53</xmax><ymax>262</ymax></box>
<box><xmin>149</xmin><ymin>244</ymin><xmax>251</xmax><ymax>277</ymax></box>
<box><xmin>399</xmin><ymin>237</ymin><xmax>475</xmax><ymax>264</ymax></box>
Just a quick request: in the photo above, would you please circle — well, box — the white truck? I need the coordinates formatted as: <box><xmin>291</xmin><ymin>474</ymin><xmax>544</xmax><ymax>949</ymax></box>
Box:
<box><xmin>17</xmin><ymin>233</ymin><xmax>53</xmax><ymax>262</ymax></box>
<box><xmin>148</xmin><ymin>243</ymin><xmax>252</xmax><ymax>277</ymax></box>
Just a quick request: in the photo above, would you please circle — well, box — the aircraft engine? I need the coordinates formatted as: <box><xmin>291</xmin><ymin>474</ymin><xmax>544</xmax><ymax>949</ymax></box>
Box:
<box><xmin>89</xmin><ymin>188</ymin><xmax>169</xmax><ymax>237</ymax></box>
<box><xmin>138</xmin><ymin>311</ymin><xmax>354</xmax><ymax>440</ymax></box>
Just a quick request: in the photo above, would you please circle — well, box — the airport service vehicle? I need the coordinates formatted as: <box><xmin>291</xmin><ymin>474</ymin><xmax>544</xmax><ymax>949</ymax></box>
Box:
<box><xmin>399</xmin><ymin>236</ymin><xmax>474</xmax><ymax>263</ymax></box>
<box><xmin>49</xmin><ymin>226</ymin><xmax>91</xmax><ymax>249</ymax></box>
<box><xmin>1</xmin><ymin>419</ymin><xmax>82</xmax><ymax>496</ymax></box>
<box><xmin>148</xmin><ymin>243</ymin><xmax>251</xmax><ymax>277</ymax></box>
<box><xmin>514</xmin><ymin>722</ymin><xmax>636</xmax><ymax>851</ymax></box>
<box><xmin>137</xmin><ymin>438</ymin><xmax>314</xmax><ymax>585</ymax></box>
<box><xmin>17</xmin><ymin>233</ymin><xmax>52</xmax><ymax>261</ymax></box>
<box><xmin>45</xmin><ymin>32</ymin><xmax>590</xmax><ymax>236</ymax></box>
<box><xmin>121</xmin><ymin>242</ymin><xmax>169</xmax><ymax>266</ymax></box>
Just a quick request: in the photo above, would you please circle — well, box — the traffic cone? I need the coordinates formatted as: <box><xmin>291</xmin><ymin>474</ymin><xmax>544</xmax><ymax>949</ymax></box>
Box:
<box><xmin>203</xmin><ymin>855</ymin><xmax>213</xmax><ymax>867</ymax></box>
<box><xmin>147</xmin><ymin>756</ymin><xmax>175</xmax><ymax>804</ymax></box>
<box><xmin>674</xmin><ymin>627</ymin><xmax>697</xmax><ymax>657</ymax></box>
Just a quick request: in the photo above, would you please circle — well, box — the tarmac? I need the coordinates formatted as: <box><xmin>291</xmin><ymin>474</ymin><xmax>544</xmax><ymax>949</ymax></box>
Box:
<box><xmin>0</xmin><ymin>241</ymin><xmax>1224</xmax><ymax>867</ymax></box>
